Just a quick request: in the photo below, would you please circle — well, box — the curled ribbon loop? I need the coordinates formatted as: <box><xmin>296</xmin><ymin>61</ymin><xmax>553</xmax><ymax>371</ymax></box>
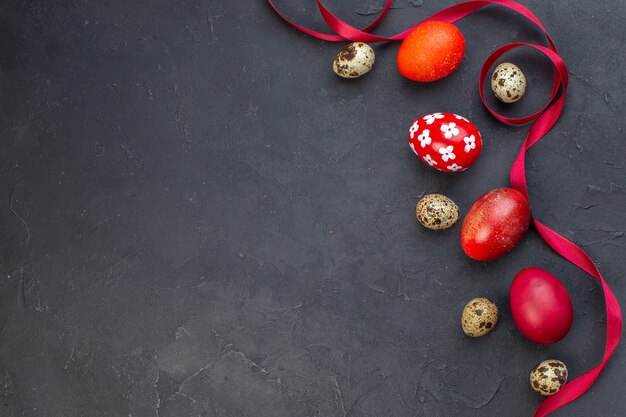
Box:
<box><xmin>266</xmin><ymin>1</ymin><xmax>623</xmax><ymax>416</ymax></box>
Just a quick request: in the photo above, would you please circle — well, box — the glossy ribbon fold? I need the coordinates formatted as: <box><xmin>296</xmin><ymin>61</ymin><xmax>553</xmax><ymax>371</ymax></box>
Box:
<box><xmin>266</xmin><ymin>1</ymin><xmax>622</xmax><ymax>416</ymax></box>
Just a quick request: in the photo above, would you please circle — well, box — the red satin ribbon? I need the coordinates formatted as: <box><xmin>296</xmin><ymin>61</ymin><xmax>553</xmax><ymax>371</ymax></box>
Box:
<box><xmin>266</xmin><ymin>1</ymin><xmax>623</xmax><ymax>416</ymax></box>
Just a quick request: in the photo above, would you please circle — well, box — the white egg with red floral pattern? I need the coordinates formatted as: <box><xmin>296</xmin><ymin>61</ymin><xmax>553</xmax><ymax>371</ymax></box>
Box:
<box><xmin>408</xmin><ymin>112</ymin><xmax>482</xmax><ymax>173</ymax></box>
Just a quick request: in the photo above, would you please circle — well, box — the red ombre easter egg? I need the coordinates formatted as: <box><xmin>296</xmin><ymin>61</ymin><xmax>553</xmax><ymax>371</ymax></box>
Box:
<box><xmin>460</xmin><ymin>188</ymin><xmax>531</xmax><ymax>261</ymax></box>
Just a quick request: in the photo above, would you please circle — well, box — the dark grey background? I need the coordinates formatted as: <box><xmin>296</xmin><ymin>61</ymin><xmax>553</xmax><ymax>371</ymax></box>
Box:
<box><xmin>0</xmin><ymin>0</ymin><xmax>624</xmax><ymax>416</ymax></box>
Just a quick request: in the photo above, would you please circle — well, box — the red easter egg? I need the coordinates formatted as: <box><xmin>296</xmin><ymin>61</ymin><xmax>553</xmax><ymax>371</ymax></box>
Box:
<box><xmin>408</xmin><ymin>112</ymin><xmax>482</xmax><ymax>173</ymax></box>
<box><xmin>510</xmin><ymin>267</ymin><xmax>574</xmax><ymax>344</ymax></box>
<box><xmin>460</xmin><ymin>188</ymin><xmax>531</xmax><ymax>260</ymax></box>
<box><xmin>397</xmin><ymin>21</ymin><xmax>465</xmax><ymax>82</ymax></box>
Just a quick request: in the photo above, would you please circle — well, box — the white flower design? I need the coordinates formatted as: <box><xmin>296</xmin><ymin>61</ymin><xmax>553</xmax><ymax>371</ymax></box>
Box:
<box><xmin>447</xmin><ymin>163</ymin><xmax>463</xmax><ymax>172</ymax></box>
<box><xmin>409</xmin><ymin>141</ymin><xmax>417</xmax><ymax>155</ymax></box>
<box><xmin>455</xmin><ymin>114</ymin><xmax>469</xmax><ymax>122</ymax></box>
<box><xmin>409</xmin><ymin>121</ymin><xmax>419</xmax><ymax>139</ymax></box>
<box><xmin>417</xmin><ymin>129</ymin><xmax>431</xmax><ymax>148</ymax></box>
<box><xmin>440</xmin><ymin>122</ymin><xmax>459</xmax><ymax>139</ymax></box>
<box><xmin>423</xmin><ymin>112</ymin><xmax>444</xmax><ymax>125</ymax></box>
<box><xmin>423</xmin><ymin>154</ymin><xmax>437</xmax><ymax>166</ymax></box>
<box><xmin>464</xmin><ymin>134</ymin><xmax>476</xmax><ymax>153</ymax></box>
<box><xmin>438</xmin><ymin>145</ymin><xmax>456</xmax><ymax>162</ymax></box>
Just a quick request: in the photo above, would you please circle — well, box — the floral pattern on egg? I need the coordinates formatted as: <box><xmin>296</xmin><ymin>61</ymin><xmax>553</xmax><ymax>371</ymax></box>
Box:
<box><xmin>408</xmin><ymin>112</ymin><xmax>482</xmax><ymax>173</ymax></box>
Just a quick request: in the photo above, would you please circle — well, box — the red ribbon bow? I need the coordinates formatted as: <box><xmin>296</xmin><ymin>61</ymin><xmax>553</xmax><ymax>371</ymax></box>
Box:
<box><xmin>266</xmin><ymin>1</ymin><xmax>622</xmax><ymax>416</ymax></box>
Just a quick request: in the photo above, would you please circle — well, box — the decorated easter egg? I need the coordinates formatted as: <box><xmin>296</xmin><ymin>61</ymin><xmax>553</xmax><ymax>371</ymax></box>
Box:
<box><xmin>397</xmin><ymin>21</ymin><xmax>465</xmax><ymax>82</ymax></box>
<box><xmin>408</xmin><ymin>112</ymin><xmax>482</xmax><ymax>172</ymax></box>
<box><xmin>510</xmin><ymin>267</ymin><xmax>573</xmax><ymax>344</ymax></box>
<box><xmin>460</xmin><ymin>188</ymin><xmax>531</xmax><ymax>261</ymax></box>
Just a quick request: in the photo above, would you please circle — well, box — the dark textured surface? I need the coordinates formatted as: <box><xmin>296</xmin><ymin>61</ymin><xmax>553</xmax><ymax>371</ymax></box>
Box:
<box><xmin>0</xmin><ymin>0</ymin><xmax>624</xmax><ymax>416</ymax></box>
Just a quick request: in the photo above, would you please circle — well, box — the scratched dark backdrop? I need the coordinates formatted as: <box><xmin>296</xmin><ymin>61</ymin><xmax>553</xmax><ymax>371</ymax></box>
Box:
<box><xmin>0</xmin><ymin>0</ymin><xmax>624</xmax><ymax>416</ymax></box>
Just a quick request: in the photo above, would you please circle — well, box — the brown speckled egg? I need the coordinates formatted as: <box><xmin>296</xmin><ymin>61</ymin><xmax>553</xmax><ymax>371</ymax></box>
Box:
<box><xmin>491</xmin><ymin>62</ymin><xmax>526</xmax><ymax>103</ymax></box>
<box><xmin>333</xmin><ymin>42</ymin><xmax>375</xmax><ymax>78</ymax></box>
<box><xmin>415</xmin><ymin>194</ymin><xmax>460</xmax><ymax>230</ymax></box>
<box><xmin>530</xmin><ymin>360</ymin><xmax>568</xmax><ymax>396</ymax></box>
<box><xmin>461</xmin><ymin>297</ymin><xmax>499</xmax><ymax>337</ymax></box>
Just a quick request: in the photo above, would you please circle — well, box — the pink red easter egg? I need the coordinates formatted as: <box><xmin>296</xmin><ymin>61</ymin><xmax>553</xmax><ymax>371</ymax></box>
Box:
<box><xmin>510</xmin><ymin>267</ymin><xmax>574</xmax><ymax>345</ymax></box>
<box><xmin>408</xmin><ymin>112</ymin><xmax>482</xmax><ymax>172</ymax></box>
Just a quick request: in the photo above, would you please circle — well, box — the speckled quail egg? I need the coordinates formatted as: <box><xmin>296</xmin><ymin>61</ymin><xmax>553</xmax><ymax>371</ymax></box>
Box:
<box><xmin>333</xmin><ymin>42</ymin><xmax>375</xmax><ymax>78</ymax></box>
<box><xmin>461</xmin><ymin>297</ymin><xmax>499</xmax><ymax>337</ymax></box>
<box><xmin>491</xmin><ymin>62</ymin><xmax>526</xmax><ymax>103</ymax></box>
<box><xmin>530</xmin><ymin>359</ymin><xmax>568</xmax><ymax>396</ymax></box>
<box><xmin>415</xmin><ymin>194</ymin><xmax>460</xmax><ymax>230</ymax></box>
